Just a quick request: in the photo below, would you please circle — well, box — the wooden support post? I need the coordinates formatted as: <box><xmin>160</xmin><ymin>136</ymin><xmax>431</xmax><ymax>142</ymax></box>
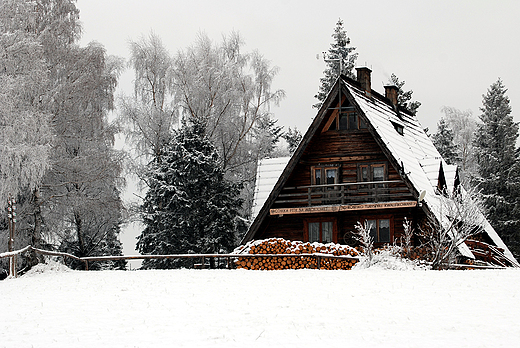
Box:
<box><xmin>308</xmin><ymin>187</ymin><xmax>312</xmax><ymax>206</ymax></box>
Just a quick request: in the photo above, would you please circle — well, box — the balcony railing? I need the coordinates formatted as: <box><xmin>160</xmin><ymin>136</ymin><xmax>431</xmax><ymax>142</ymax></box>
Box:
<box><xmin>275</xmin><ymin>180</ymin><xmax>414</xmax><ymax>207</ymax></box>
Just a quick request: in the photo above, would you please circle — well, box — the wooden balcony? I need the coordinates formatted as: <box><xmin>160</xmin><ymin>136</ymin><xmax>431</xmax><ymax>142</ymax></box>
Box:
<box><xmin>274</xmin><ymin>180</ymin><xmax>414</xmax><ymax>207</ymax></box>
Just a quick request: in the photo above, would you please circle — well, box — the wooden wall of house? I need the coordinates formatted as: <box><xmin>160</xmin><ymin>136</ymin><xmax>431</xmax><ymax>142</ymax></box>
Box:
<box><xmin>272</xmin><ymin>127</ymin><xmax>413</xmax><ymax>211</ymax></box>
<box><xmin>257</xmin><ymin>207</ymin><xmax>428</xmax><ymax>248</ymax></box>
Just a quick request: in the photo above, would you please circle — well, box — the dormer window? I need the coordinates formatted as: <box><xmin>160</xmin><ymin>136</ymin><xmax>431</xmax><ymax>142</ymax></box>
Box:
<box><xmin>391</xmin><ymin>121</ymin><xmax>404</xmax><ymax>135</ymax></box>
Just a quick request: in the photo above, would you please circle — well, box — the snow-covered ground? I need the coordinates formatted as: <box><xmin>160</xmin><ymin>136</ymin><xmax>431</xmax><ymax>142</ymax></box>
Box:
<box><xmin>2</xmin><ymin>262</ymin><xmax>520</xmax><ymax>348</ymax></box>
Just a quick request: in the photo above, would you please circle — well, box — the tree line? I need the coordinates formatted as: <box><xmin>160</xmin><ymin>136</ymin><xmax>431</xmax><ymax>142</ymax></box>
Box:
<box><xmin>1</xmin><ymin>3</ymin><xmax>518</xmax><ymax>272</ymax></box>
<box><xmin>432</xmin><ymin>80</ymin><xmax>520</xmax><ymax>258</ymax></box>
<box><xmin>0</xmin><ymin>0</ymin><xmax>298</xmax><ymax>271</ymax></box>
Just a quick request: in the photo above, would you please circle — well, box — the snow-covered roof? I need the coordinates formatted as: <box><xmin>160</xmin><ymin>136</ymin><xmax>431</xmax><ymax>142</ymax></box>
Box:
<box><xmin>345</xmin><ymin>80</ymin><xmax>516</xmax><ymax>262</ymax></box>
<box><xmin>246</xmin><ymin>75</ymin><xmax>517</xmax><ymax>264</ymax></box>
<box><xmin>251</xmin><ymin>157</ymin><xmax>291</xmax><ymax>221</ymax></box>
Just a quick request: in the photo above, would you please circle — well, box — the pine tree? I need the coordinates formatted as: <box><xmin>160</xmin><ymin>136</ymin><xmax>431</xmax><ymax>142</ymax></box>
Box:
<box><xmin>137</xmin><ymin>120</ymin><xmax>243</xmax><ymax>269</ymax></box>
<box><xmin>432</xmin><ymin>118</ymin><xmax>458</xmax><ymax>165</ymax></box>
<box><xmin>282</xmin><ymin>127</ymin><xmax>302</xmax><ymax>154</ymax></box>
<box><xmin>314</xmin><ymin>19</ymin><xmax>358</xmax><ymax>108</ymax></box>
<box><xmin>388</xmin><ymin>74</ymin><xmax>421</xmax><ymax>115</ymax></box>
<box><xmin>473</xmin><ymin>78</ymin><xmax>520</xmax><ymax>258</ymax></box>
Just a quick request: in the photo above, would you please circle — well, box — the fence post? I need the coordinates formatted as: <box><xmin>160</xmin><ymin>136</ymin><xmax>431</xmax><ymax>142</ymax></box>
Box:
<box><xmin>7</xmin><ymin>195</ymin><xmax>17</xmax><ymax>277</ymax></box>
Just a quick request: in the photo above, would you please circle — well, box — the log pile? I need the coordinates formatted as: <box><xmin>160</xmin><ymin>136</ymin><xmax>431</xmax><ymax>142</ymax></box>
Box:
<box><xmin>233</xmin><ymin>238</ymin><xmax>359</xmax><ymax>270</ymax></box>
<box><xmin>400</xmin><ymin>246</ymin><xmax>431</xmax><ymax>261</ymax></box>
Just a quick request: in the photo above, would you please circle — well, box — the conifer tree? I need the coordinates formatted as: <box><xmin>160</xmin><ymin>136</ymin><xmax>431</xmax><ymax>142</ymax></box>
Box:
<box><xmin>432</xmin><ymin>118</ymin><xmax>458</xmax><ymax>165</ymax></box>
<box><xmin>473</xmin><ymin>78</ymin><xmax>520</xmax><ymax>257</ymax></box>
<box><xmin>282</xmin><ymin>127</ymin><xmax>303</xmax><ymax>154</ymax></box>
<box><xmin>388</xmin><ymin>73</ymin><xmax>421</xmax><ymax>115</ymax></box>
<box><xmin>314</xmin><ymin>19</ymin><xmax>358</xmax><ymax>108</ymax></box>
<box><xmin>137</xmin><ymin>120</ymin><xmax>243</xmax><ymax>269</ymax></box>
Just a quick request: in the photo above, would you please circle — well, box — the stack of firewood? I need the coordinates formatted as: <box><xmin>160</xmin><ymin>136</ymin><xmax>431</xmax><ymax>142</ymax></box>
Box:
<box><xmin>401</xmin><ymin>246</ymin><xmax>431</xmax><ymax>261</ymax></box>
<box><xmin>233</xmin><ymin>238</ymin><xmax>359</xmax><ymax>270</ymax></box>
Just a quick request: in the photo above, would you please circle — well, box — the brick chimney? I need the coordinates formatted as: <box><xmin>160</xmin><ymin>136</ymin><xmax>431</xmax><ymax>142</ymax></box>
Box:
<box><xmin>384</xmin><ymin>85</ymin><xmax>399</xmax><ymax>107</ymax></box>
<box><xmin>356</xmin><ymin>67</ymin><xmax>372</xmax><ymax>96</ymax></box>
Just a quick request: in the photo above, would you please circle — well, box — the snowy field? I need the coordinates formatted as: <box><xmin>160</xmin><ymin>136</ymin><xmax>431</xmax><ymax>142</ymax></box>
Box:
<box><xmin>2</xmin><ymin>262</ymin><xmax>520</xmax><ymax>348</ymax></box>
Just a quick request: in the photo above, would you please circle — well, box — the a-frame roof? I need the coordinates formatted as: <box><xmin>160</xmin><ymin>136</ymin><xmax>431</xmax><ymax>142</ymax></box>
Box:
<box><xmin>244</xmin><ymin>74</ymin><xmax>518</xmax><ymax>265</ymax></box>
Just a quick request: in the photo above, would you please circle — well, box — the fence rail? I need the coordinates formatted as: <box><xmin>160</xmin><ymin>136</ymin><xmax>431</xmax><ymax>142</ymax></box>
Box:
<box><xmin>1</xmin><ymin>245</ymin><xmax>360</xmax><ymax>275</ymax></box>
<box><xmin>2</xmin><ymin>245</ymin><xmax>513</xmax><ymax>276</ymax></box>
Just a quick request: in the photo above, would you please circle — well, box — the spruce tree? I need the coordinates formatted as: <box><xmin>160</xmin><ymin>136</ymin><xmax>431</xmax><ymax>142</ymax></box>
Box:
<box><xmin>137</xmin><ymin>120</ymin><xmax>243</xmax><ymax>269</ymax></box>
<box><xmin>432</xmin><ymin>118</ymin><xmax>459</xmax><ymax>165</ymax></box>
<box><xmin>388</xmin><ymin>73</ymin><xmax>421</xmax><ymax>115</ymax></box>
<box><xmin>473</xmin><ymin>78</ymin><xmax>520</xmax><ymax>257</ymax></box>
<box><xmin>314</xmin><ymin>19</ymin><xmax>358</xmax><ymax>108</ymax></box>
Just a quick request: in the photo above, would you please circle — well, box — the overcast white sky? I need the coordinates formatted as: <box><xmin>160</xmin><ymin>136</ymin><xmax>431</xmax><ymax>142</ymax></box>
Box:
<box><xmin>78</xmin><ymin>0</ymin><xmax>520</xmax><ymax>133</ymax></box>
<box><xmin>76</xmin><ymin>0</ymin><xmax>520</xmax><ymax>256</ymax></box>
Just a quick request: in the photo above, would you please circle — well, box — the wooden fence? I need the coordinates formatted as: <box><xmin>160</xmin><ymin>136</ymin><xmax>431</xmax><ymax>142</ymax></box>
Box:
<box><xmin>0</xmin><ymin>245</ymin><xmax>360</xmax><ymax>276</ymax></box>
<box><xmin>2</xmin><ymin>245</ymin><xmax>512</xmax><ymax>277</ymax></box>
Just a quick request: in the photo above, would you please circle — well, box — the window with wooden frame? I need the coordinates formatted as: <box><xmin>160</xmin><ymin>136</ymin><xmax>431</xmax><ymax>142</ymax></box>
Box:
<box><xmin>304</xmin><ymin>218</ymin><xmax>337</xmax><ymax>243</ymax></box>
<box><xmin>311</xmin><ymin>165</ymin><xmax>340</xmax><ymax>186</ymax></box>
<box><xmin>358</xmin><ymin>163</ymin><xmax>386</xmax><ymax>186</ymax></box>
<box><xmin>362</xmin><ymin>217</ymin><xmax>392</xmax><ymax>243</ymax></box>
<box><xmin>323</xmin><ymin>107</ymin><xmax>368</xmax><ymax>132</ymax></box>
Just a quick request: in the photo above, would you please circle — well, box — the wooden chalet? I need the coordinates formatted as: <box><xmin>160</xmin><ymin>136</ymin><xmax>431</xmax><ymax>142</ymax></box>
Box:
<box><xmin>243</xmin><ymin>67</ymin><xmax>519</xmax><ymax>267</ymax></box>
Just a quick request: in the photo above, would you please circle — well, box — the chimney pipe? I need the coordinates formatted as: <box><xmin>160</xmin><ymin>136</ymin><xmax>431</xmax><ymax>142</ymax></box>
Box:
<box><xmin>356</xmin><ymin>67</ymin><xmax>372</xmax><ymax>96</ymax></box>
<box><xmin>384</xmin><ymin>85</ymin><xmax>399</xmax><ymax>107</ymax></box>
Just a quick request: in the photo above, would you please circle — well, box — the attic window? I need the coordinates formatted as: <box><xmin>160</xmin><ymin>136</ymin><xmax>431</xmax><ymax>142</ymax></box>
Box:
<box><xmin>392</xmin><ymin>121</ymin><xmax>404</xmax><ymax>135</ymax></box>
<box><xmin>324</xmin><ymin>108</ymin><xmax>368</xmax><ymax>132</ymax></box>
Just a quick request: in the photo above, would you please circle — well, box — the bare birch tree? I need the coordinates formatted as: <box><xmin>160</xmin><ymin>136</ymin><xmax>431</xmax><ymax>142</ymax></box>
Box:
<box><xmin>423</xmin><ymin>187</ymin><xmax>485</xmax><ymax>269</ymax></box>
<box><xmin>172</xmin><ymin>32</ymin><xmax>285</xmax><ymax>173</ymax></box>
<box><xmin>118</xmin><ymin>32</ymin><xmax>177</xmax><ymax>168</ymax></box>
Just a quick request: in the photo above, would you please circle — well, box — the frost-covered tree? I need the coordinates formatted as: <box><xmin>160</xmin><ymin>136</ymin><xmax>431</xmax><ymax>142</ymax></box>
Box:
<box><xmin>119</xmin><ymin>32</ymin><xmax>176</xmax><ymax>168</ymax></box>
<box><xmin>388</xmin><ymin>73</ymin><xmax>421</xmax><ymax>115</ymax></box>
<box><xmin>439</xmin><ymin>106</ymin><xmax>478</xmax><ymax>180</ymax></box>
<box><xmin>0</xmin><ymin>31</ymin><xmax>52</xmax><ymax>208</ymax></box>
<box><xmin>0</xmin><ymin>0</ymin><xmax>126</xmax><ymax>270</ymax></box>
<box><xmin>422</xmin><ymin>186</ymin><xmax>485</xmax><ymax>269</ymax></box>
<box><xmin>173</xmin><ymin>32</ymin><xmax>285</xmax><ymax>173</ymax></box>
<box><xmin>42</xmin><ymin>42</ymin><xmax>126</xmax><ymax>269</ymax></box>
<box><xmin>314</xmin><ymin>18</ymin><xmax>358</xmax><ymax>109</ymax></box>
<box><xmin>137</xmin><ymin>120</ymin><xmax>243</xmax><ymax>269</ymax></box>
<box><xmin>432</xmin><ymin>118</ymin><xmax>458</xmax><ymax>165</ymax></box>
<box><xmin>473</xmin><ymin>79</ymin><xmax>520</xmax><ymax>258</ymax></box>
<box><xmin>119</xmin><ymin>32</ymin><xmax>284</xmax><ymax>220</ymax></box>
<box><xmin>0</xmin><ymin>3</ymin><xmax>54</xmax><ymax>268</ymax></box>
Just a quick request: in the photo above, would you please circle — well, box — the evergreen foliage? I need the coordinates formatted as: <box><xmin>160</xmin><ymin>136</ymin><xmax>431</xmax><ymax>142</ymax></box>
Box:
<box><xmin>253</xmin><ymin>117</ymin><xmax>284</xmax><ymax>159</ymax></box>
<box><xmin>314</xmin><ymin>19</ymin><xmax>358</xmax><ymax>108</ymax></box>
<box><xmin>137</xmin><ymin>120</ymin><xmax>243</xmax><ymax>269</ymax></box>
<box><xmin>432</xmin><ymin>118</ymin><xmax>459</xmax><ymax>165</ymax></box>
<box><xmin>282</xmin><ymin>127</ymin><xmax>303</xmax><ymax>154</ymax></box>
<box><xmin>388</xmin><ymin>73</ymin><xmax>421</xmax><ymax>115</ymax></box>
<box><xmin>473</xmin><ymin>79</ymin><xmax>520</xmax><ymax>258</ymax></box>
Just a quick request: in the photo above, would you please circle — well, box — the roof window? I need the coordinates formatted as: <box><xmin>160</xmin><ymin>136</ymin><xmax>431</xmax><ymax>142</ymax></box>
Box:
<box><xmin>391</xmin><ymin>121</ymin><xmax>404</xmax><ymax>136</ymax></box>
